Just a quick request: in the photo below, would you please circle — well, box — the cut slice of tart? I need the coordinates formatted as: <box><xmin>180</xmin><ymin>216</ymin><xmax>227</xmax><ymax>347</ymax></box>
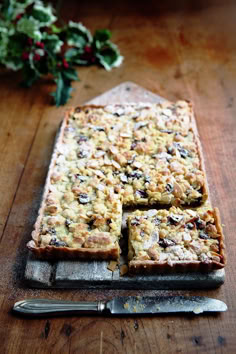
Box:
<box><xmin>28</xmin><ymin>181</ymin><xmax>122</xmax><ymax>260</ymax></box>
<box><xmin>127</xmin><ymin>206</ymin><xmax>226</xmax><ymax>273</ymax></box>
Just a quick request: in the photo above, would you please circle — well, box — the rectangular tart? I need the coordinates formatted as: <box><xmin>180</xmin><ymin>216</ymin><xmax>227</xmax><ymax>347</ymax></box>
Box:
<box><xmin>127</xmin><ymin>206</ymin><xmax>226</xmax><ymax>273</ymax></box>
<box><xmin>28</xmin><ymin>101</ymin><xmax>208</xmax><ymax>260</ymax></box>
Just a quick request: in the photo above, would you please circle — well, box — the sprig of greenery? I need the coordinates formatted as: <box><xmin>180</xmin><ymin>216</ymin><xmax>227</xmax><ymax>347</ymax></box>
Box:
<box><xmin>0</xmin><ymin>0</ymin><xmax>123</xmax><ymax>106</ymax></box>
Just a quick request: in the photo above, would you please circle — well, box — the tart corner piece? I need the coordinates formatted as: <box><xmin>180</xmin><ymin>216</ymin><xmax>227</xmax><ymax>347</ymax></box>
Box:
<box><xmin>128</xmin><ymin>206</ymin><xmax>226</xmax><ymax>274</ymax></box>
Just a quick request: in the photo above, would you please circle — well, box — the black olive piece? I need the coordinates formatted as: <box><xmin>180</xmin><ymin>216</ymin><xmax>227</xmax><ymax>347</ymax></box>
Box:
<box><xmin>75</xmin><ymin>175</ymin><xmax>87</xmax><ymax>182</ymax></box>
<box><xmin>75</xmin><ymin>107</ymin><xmax>81</xmax><ymax>113</ymax></box>
<box><xmin>77</xmin><ymin>135</ymin><xmax>88</xmax><ymax>143</ymax></box>
<box><xmin>153</xmin><ymin>217</ymin><xmax>161</xmax><ymax>226</ymax></box>
<box><xmin>173</xmin><ymin>142</ymin><xmax>181</xmax><ymax>149</ymax></box>
<box><xmin>167</xmin><ymin>146</ymin><xmax>174</xmax><ymax>155</ymax></box>
<box><xmin>49</xmin><ymin>238</ymin><xmax>67</xmax><ymax>247</ymax></box>
<box><xmin>95</xmin><ymin>126</ymin><xmax>105</xmax><ymax>132</ymax></box>
<box><xmin>129</xmin><ymin>171</ymin><xmax>143</xmax><ymax>179</ymax></box>
<box><xmin>166</xmin><ymin>183</ymin><xmax>174</xmax><ymax>193</ymax></box>
<box><xmin>120</xmin><ymin>174</ymin><xmax>128</xmax><ymax>183</ymax></box>
<box><xmin>131</xmin><ymin>141</ymin><xmax>138</xmax><ymax>150</ymax></box>
<box><xmin>77</xmin><ymin>150</ymin><xmax>89</xmax><ymax>158</ymax></box>
<box><xmin>85</xmin><ymin>109</ymin><xmax>89</xmax><ymax>114</ymax></box>
<box><xmin>186</xmin><ymin>222</ymin><xmax>194</xmax><ymax>230</ymax></box>
<box><xmin>195</xmin><ymin>196</ymin><xmax>203</xmax><ymax>205</ymax></box>
<box><xmin>65</xmin><ymin>219</ymin><xmax>71</xmax><ymax>228</ymax></box>
<box><xmin>199</xmin><ymin>231</ymin><xmax>209</xmax><ymax>240</ymax></box>
<box><xmin>195</xmin><ymin>218</ymin><xmax>206</xmax><ymax>230</ymax></box>
<box><xmin>168</xmin><ymin>214</ymin><xmax>183</xmax><ymax>225</ymax></box>
<box><xmin>135</xmin><ymin>190</ymin><xmax>148</xmax><ymax>198</ymax></box>
<box><xmin>130</xmin><ymin>217</ymin><xmax>141</xmax><ymax>226</ymax></box>
<box><xmin>48</xmin><ymin>228</ymin><xmax>56</xmax><ymax>235</ymax></box>
<box><xmin>134</xmin><ymin>121</ymin><xmax>148</xmax><ymax>130</ymax></box>
<box><xmin>87</xmin><ymin>219</ymin><xmax>94</xmax><ymax>231</ymax></box>
<box><xmin>179</xmin><ymin>148</ymin><xmax>189</xmax><ymax>159</ymax></box>
<box><xmin>127</xmin><ymin>158</ymin><xmax>135</xmax><ymax>164</ymax></box>
<box><xmin>78</xmin><ymin>193</ymin><xmax>90</xmax><ymax>204</ymax></box>
<box><xmin>144</xmin><ymin>176</ymin><xmax>151</xmax><ymax>183</ymax></box>
<box><xmin>158</xmin><ymin>238</ymin><xmax>176</xmax><ymax>248</ymax></box>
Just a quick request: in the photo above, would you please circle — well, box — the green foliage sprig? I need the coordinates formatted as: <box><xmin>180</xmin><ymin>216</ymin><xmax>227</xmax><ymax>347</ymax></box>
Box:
<box><xmin>0</xmin><ymin>0</ymin><xmax>123</xmax><ymax>106</ymax></box>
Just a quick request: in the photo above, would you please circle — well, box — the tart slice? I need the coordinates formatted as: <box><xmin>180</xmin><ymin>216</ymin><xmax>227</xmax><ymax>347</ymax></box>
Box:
<box><xmin>28</xmin><ymin>182</ymin><xmax>122</xmax><ymax>260</ymax></box>
<box><xmin>127</xmin><ymin>206</ymin><xmax>226</xmax><ymax>273</ymax></box>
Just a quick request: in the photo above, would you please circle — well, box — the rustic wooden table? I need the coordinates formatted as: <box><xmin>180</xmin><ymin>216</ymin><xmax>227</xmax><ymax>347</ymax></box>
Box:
<box><xmin>1</xmin><ymin>1</ymin><xmax>236</xmax><ymax>353</ymax></box>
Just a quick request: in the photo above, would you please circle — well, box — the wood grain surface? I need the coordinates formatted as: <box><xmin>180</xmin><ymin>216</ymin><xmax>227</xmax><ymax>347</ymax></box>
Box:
<box><xmin>0</xmin><ymin>0</ymin><xmax>236</xmax><ymax>353</ymax></box>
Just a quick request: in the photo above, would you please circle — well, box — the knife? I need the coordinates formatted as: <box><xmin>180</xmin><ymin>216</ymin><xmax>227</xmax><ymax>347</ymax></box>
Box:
<box><xmin>13</xmin><ymin>296</ymin><xmax>227</xmax><ymax>316</ymax></box>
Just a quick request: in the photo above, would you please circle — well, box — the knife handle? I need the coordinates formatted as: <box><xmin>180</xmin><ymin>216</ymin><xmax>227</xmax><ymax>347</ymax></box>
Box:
<box><xmin>13</xmin><ymin>299</ymin><xmax>106</xmax><ymax>316</ymax></box>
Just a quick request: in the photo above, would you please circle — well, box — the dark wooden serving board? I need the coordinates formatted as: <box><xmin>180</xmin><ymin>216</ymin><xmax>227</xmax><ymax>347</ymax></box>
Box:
<box><xmin>24</xmin><ymin>82</ymin><xmax>225</xmax><ymax>289</ymax></box>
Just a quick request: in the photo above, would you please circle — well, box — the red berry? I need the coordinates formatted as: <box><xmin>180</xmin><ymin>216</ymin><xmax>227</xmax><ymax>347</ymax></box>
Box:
<box><xmin>22</xmin><ymin>52</ymin><xmax>29</xmax><ymax>60</ymax></box>
<box><xmin>84</xmin><ymin>45</ymin><xmax>92</xmax><ymax>54</ymax></box>
<box><xmin>36</xmin><ymin>41</ymin><xmax>44</xmax><ymax>49</ymax></box>
<box><xmin>15</xmin><ymin>14</ymin><xmax>22</xmax><ymax>22</ymax></box>
<box><xmin>91</xmin><ymin>56</ymin><xmax>96</xmax><ymax>63</ymax></box>
<box><xmin>63</xmin><ymin>59</ymin><xmax>69</xmax><ymax>69</ymax></box>
<box><xmin>33</xmin><ymin>53</ymin><xmax>41</xmax><ymax>61</ymax></box>
<box><xmin>57</xmin><ymin>63</ymin><xmax>62</xmax><ymax>68</ymax></box>
<box><xmin>27</xmin><ymin>38</ymin><xmax>33</xmax><ymax>46</ymax></box>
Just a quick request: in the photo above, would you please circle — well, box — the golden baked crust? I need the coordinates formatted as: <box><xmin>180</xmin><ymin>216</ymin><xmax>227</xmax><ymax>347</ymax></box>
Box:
<box><xmin>27</xmin><ymin>101</ymin><xmax>224</xmax><ymax>267</ymax></box>
<box><xmin>128</xmin><ymin>207</ymin><xmax>226</xmax><ymax>273</ymax></box>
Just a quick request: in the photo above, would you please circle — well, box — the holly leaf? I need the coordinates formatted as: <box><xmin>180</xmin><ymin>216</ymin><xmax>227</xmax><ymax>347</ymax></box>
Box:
<box><xmin>51</xmin><ymin>73</ymin><xmax>73</xmax><ymax>106</ymax></box>
<box><xmin>3</xmin><ymin>57</ymin><xmax>23</xmax><ymax>71</ymax></box>
<box><xmin>66</xmin><ymin>21</ymin><xmax>92</xmax><ymax>48</ymax></box>
<box><xmin>65</xmin><ymin>48</ymin><xmax>80</xmax><ymax>60</ymax></box>
<box><xmin>16</xmin><ymin>16</ymin><xmax>42</xmax><ymax>40</ymax></box>
<box><xmin>95</xmin><ymin>42</ymin><xmax>123</xmax><ymax>71</ymax></box>
<box><xmin>42</xmin><ymin>33</ymin><xmax>63</xmax><ymax>53</ymax></box>
<box><xmin>31</xmin><ymin>3</ymin><xmax>56</xmax><ymax>27</ymax></box>
<box><xmin>93</xmin><ymin>29</ymin><xmax>111</xmax><ymax>43</ymax></box>
<box><xmin>65</xmin><ymin>48</ymin><xmax>89</xmax><ymax>65</ymax></box>
<box><xmin>62</xmin><ymin>68</ymin><xmax>79</xmax><ymax>81</ymax></box>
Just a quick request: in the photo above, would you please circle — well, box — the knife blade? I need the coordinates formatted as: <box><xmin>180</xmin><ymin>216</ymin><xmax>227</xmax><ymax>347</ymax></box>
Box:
<box><xmin>13</xmin><ymin>296</ymin><xmax>227</xmax><ymax>317</ymax></box>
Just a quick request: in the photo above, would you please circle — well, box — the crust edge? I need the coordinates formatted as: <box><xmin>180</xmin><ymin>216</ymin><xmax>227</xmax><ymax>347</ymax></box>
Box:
<box><xmin>27</xmin><ymin>240</ymin><xmax>120</xmax><ymax>260</ymax></box>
